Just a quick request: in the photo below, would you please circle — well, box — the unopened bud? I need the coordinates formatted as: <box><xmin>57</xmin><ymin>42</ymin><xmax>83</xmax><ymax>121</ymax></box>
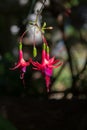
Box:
<box><xmin>47</xmin><ymin>26</ymin><xmax>53</xmax><ymax>30</ymax></box>
<box><xmin>33</xmin><ymin>46</ymin><xmax>37</xmax><ymax>57</ymax></box>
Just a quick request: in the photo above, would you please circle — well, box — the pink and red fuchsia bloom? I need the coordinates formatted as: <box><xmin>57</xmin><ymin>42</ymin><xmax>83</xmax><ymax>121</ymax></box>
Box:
<box><xmin>32</xmin><ymin>43</ymin><xmax>63</xmax><ymax>92</ymax></box>
<box><xmin>10</xmin><ymin>42</ymin><xmax>31</xmax><ymax>80</ymax></box>
<box><xmin>10</xmin><ymin>1</ymin><xmax>63</xmax><ymax>93</ymax></box>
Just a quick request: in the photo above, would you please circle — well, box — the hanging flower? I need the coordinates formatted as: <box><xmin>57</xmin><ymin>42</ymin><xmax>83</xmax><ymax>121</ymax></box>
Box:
<box><xmin>10</xmin><ymin>42</ymin><xmax>31</xmax><ymax>79</ymax></box>
<box><xmin>32</xmin><ymin>43</ymin><xmax>63</xmax><ymax>92</ymax></box>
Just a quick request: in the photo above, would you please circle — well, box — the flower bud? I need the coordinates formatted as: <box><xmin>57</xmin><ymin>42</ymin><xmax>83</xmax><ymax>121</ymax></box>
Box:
<box><xmin>33</xmin><ymin>46</ymin><xmax>37</xmax><ymax>57</ymax></box>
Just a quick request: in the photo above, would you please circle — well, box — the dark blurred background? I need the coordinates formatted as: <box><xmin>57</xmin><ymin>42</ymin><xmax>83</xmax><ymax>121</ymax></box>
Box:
<box><xmin>0</xmin><ymin>0</ymin><xmax>87</xmax><ymax>130</ymax></box>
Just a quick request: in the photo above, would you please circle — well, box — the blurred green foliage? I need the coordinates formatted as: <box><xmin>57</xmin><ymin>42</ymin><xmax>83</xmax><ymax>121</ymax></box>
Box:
<box><xmin>0</xmin><ymin>115</ymin><xmax>17</xmax><ymax>130</ymax></box>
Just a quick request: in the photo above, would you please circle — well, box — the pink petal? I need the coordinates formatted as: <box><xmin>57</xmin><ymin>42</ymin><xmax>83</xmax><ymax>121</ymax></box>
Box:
<box><xmin>21</xmin><ymin>66</ymin><xmax>26</xmax><ymax>73</ymax></box>
<box><xmin>20</xmin><ymin>72</ymin><xmax>24</xmax><ymax>79</ymax></box>
<box><xmin>44</xmin><ymin>59</ymin><xmax>48</xmax><ymax>64</ymax></box>
<box><xmin>45</xmin><ymin>75</ymin><xmax>51</xmax><ymax>92</ymax></box>
<box><xmin>10</xmin><ymin>63</ymin><xmax>20</xmax><ymax>70</ymax></box>
<box><xmin>50</xmin><ymin>61</ymin><xmax>63</xmax><ymax>68</ymax></box>
<box><xmin>25</xmin><ymin>62</ymin><xmax>30</xmax><ymax>66</ymax></box>
<box><xmin>45</xmin><ymin>67</ymin><xmax>52</xmax><ymax>76</ymax></box>
<box><xmin>20</xmin><ymin>58</ymin><xmax>31</xmax><ymax>67</ymax></box>
<box><xmin>48</xmin><ymin>57</ymin><xmax>55</xmax><ymax>64</ymax></box>
<box><xmin>29</xmin><ymin>58</ymin><xmax>32</xmax><ymax>63</ymax></box>
<box><xmin>32</xmin><ymin>61</ymin><xmax>42</xmax><ymax>68</ymax></box>
<box><xmin>52</xmin><ymin>59</ymin><xmax>61</xmax><ymax>65</ymax></box>
<box><xmin>33</xmin><ymin>67</ymin><xmax>40</xmax><ymax>70</ymax></box>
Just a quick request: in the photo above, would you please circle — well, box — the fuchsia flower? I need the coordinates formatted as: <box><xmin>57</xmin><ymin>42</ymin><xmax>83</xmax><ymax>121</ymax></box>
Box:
<box><xmin>10</xmin><ymin>42</ymin><xmax>31</xmax><ymax>79</ymax></box>
<box><xmin>32</xmin><ymin>42</ymin><xmax>63</xmax><ymax>92</ymax></box>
